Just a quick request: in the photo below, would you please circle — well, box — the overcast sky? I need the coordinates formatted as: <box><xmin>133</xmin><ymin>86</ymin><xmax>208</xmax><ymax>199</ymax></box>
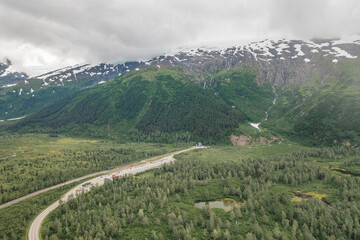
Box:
<box><xmin>1</xmin><ymin>0</ymin><xmax>360</xmax><ymax>76</ymax></box>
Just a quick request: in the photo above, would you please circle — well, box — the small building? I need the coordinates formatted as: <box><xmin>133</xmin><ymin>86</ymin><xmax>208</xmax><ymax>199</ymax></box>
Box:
<box><xmin>196</xmin><ymin>142</ymin><xmax>203</xmax><ymax>147</ymax></box>
<box><xmin>82</xmin><ymin>182</ymin><xmax>91</xmax><ymax>187</ymax></box>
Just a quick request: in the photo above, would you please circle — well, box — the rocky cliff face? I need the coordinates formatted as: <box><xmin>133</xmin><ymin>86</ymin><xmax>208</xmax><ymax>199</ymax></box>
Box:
<box><xmin>4</xmin><ymin>37</ymin><xmax>360</xmax><ymax>95</ymax></box>
<box><xmin>145</xmin><ymin>37</ymin><xmax>360</xmax><ymax>87</ymax></box>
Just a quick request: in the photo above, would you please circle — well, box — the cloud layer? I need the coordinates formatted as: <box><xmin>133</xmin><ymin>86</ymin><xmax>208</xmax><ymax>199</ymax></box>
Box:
<box><xmin>1</xmin><ymin>0</ymin><xmax>359</xmax><ymax>76</ymax></box>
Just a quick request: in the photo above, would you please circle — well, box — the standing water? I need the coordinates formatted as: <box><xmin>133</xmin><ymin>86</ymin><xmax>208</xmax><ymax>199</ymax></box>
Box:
<box><xmin>194</xmin><ymin>198</ymin><xmax>240</xmax><ymax>212</ymax></box>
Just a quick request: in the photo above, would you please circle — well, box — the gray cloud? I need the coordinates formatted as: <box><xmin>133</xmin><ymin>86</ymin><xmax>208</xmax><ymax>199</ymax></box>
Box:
<box><xmin>268</xmin><ymin>0</ymin><xmax>360</xmax><ymax>39</ymax></box>
<box><xmin>0</xmin><ymin>0</ymin><xmax>359</xmax><ymax>76</ymax></box>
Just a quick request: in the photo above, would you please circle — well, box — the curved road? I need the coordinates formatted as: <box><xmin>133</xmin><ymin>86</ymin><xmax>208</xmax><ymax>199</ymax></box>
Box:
<box><xmin>0</xmin><ymin>147</ymin><xmax>194</xmax><ymax>210</ymax></box>
<box><xmin>0</xmin><ymin>171</ymin><xmax>108</xmax><ymax>210</ymax></box>
<box><xmin>28</xmin><ymin>146</ymin><xmax>201</xmax><ymax>240</ymax></box>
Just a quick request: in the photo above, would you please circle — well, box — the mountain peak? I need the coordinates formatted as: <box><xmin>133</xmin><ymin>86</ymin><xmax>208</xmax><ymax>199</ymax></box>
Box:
<box><xmin>0</xmin><ymin>59</ymin><xmax>28</xmax><ymax>87</ymax></box>
<box><xmin>5</xmin><ymin>58</ymin><xmax>12</xmax><ymax>66</ymax></box>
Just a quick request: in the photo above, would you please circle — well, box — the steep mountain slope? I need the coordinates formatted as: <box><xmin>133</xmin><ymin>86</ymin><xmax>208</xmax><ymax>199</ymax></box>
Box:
<box><xmin>264</xmin><ymin>59</ymin><xmax>360</xmax><ymax>145</ymax></box>
<box><xmin>3</xmin><ymin>37</ymin><xmax>359</xmax><ymax>121</ymax></box>
<box><xmin>210</xmin><ymin>69</ymin><xmax>274</xmax><ymax>121</ymax></box>
<box><xmin>6</xmin><ymin>36</ymin><xmax>360</xmax><ymax>145</ymax></box>
<box><xmin>0</xmin><ymin>62</ymin><xmax>141</xmax><ymax>119</ymax></box>
<box><xmin>17</xmin><ymin>68</ymin><xmax>245</xmax><ymax>143</ymax></box>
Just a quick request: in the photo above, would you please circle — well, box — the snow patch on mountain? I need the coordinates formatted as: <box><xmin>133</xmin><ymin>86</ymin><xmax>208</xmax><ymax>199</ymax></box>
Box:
<box><xmin>1</xmin><ymin>83</ymin><xmax>17</xmax><ymax>88</ymax></box>
<box><xmin>294</xmin><ymin>44</ymin><xmax>305</xmax><ymax>56</ymax></box>
<box><xmin>0</xmin><ymin>65</ymin><xmax>16</xmax><ymax>77</ymax></box>
<box><xmin>249</xmin><ymin>123</ymin><xmax>261</xmax><ymax>132</ymax></box>
<box><xmin>274</xmin><ymin>42</ymin><xmax>290</xmax><ymax>55</ymax></box>
<box><xmin>331</xmin><ymin>47</ymin><xmax>357</xmax><ymax>58</ymax></box>
<box><xmin>37</xmin><ymin>65</ymin><xmax>82</xmax><ymax>80</ymax></box>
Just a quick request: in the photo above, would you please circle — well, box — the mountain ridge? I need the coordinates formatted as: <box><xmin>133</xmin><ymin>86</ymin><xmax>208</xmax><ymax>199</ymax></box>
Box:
<box><xmin>3</xmin><ymin>37</ymin><xmax>360</xmax><ymax>145</ymax></box>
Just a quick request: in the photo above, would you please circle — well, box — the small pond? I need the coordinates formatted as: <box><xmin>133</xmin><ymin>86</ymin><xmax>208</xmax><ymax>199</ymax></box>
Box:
<box><xmin>194</xmin><ymin>198</ymin><xmax>240</xmax><ymax>212</ymax></box>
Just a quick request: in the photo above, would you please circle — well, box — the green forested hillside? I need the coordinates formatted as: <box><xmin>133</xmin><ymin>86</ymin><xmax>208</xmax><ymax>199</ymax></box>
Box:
<box><xmin>7</xmin><ymin>59</ymin><xmax>360</xmax><ymax>146</ymax></box>
<box><xmin>211</xmin><ymin>69</ymin><xmax>274</xmax><ymax>122</ymax></box>
<box><xmin>0</xmin><ymin>84</ymin><xmax>79</xmax><ymax>119</ymax></box>
<box><xmin>15</xmin><ymin>68</ymin><xmax>246</xmax><ymax>143</ymax></box>
<box><xmin>265</xmin><ymin>60</ymin><xmax>360</xmax><ymax>146</ymax></box>
<box><xmin>0</xmin><ymin>75</ymin><xmax>105</xmax><ymax>120</ymax></box>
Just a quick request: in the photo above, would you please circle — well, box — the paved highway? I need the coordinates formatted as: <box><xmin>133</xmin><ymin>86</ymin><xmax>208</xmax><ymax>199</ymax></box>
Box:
<box><xmin>0</xmin><ymin>170</ymin><xmax>108</xmax><ymax>209</ymax></box>
<box><xmin>28</xmin><ymin>146</ymin><xmax>201</xmax><ymax>240</ymax></box>
<box><xmin>0</xmin><ymin>147</ymin><xmax>197</xmax><ymax>209</ymax></box>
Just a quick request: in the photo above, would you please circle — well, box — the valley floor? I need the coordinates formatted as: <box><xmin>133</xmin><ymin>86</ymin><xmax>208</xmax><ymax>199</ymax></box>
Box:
<box><xmin>1</xmin><ymin>133</ymin><xmax>359</xmax><ymax>239</ymax></box>
<box><xmin>40</xmin><ymin>144</ymin><xmax>360</xmax><ymax>240</ymax></box>
<box><xmin>29</xmin><ymin>147</ymin><xmax>199</xmax><ymax>240</ymax></box>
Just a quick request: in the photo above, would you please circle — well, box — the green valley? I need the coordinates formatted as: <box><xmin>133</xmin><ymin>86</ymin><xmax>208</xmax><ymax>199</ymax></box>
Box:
<box><xmin>1</xmin><ymin>35</ymin><xmax>360</xmax><ymax>240</ymax></box>
<box><xmin>41</xmin><ymin>145</ymin><xmax>360</xmax><ymax>240</ymax></box>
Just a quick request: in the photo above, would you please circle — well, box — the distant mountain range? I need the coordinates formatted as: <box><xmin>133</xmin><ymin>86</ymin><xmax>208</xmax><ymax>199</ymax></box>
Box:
<box><xmin>3</xmin><ymin>37</ymin><xmax>360</xmax><ymax>145</ymax></box>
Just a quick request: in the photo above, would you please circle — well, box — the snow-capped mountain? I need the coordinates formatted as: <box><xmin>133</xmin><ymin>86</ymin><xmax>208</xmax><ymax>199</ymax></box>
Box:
<box><xmin>0</xmin><ymin>61</ymin><xmax>143</xmax><ymax>100</ymax></box>
<box><xmin>1</xmin><ymin>36</ymin><xmax>360</xmax><ymax>120</ymax></box>
<box><xmin>144</xmin><ymin>36</ymin><xmax>360</xmax><ymax>86</ymax></box>
<box><xmin>31</xmin><ymin>61</ymin><xmax>142</xmax><ymax>88</ymax></box>
<box><xmin>4</xmin><ymin>36</ymin><xmax>360</xmax><ymax>93</ymax></box>
<box><xmin>0</xmin><ymin>59</ymin><xmax>28</xmax><ymax>87</ymax></box>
